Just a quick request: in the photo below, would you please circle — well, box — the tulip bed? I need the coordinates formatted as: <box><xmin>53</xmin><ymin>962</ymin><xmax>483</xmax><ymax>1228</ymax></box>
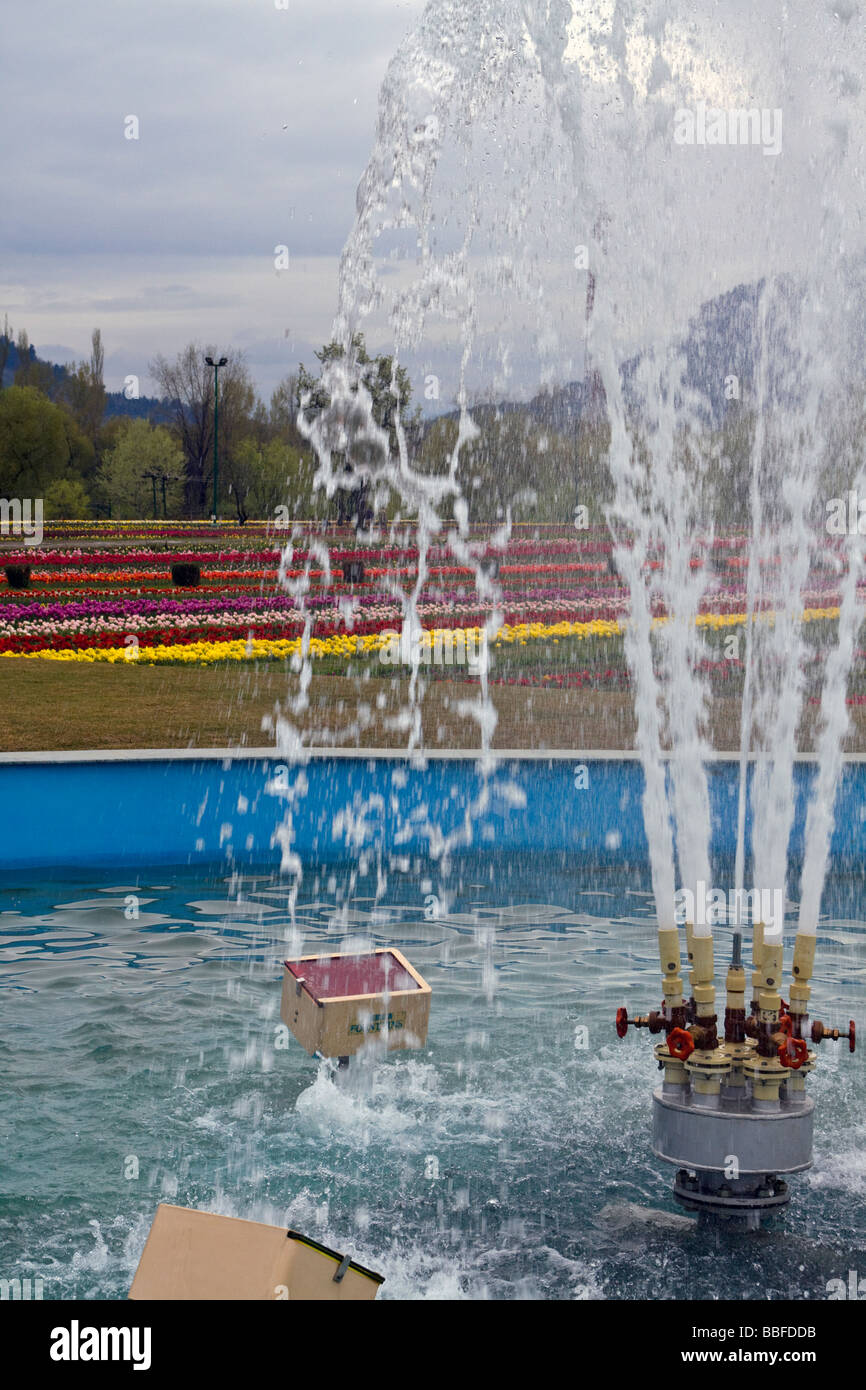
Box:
<box><xmin>1</xmin><ymin>522</ymin><xmax>863</xmax><ymax>696</ymax></box>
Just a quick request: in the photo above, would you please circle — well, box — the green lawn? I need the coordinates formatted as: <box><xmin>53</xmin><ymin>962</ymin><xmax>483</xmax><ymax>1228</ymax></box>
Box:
<box><xmin>1</xmin><ymin>660</ymin><xmax>861</xmax><ymax>754</ymax></box>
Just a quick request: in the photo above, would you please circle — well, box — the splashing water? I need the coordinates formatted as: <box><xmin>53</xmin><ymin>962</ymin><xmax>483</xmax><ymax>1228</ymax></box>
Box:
<box><xmin>281</xmin><ymin>0</ymin><xmax>866</xmax><ymax>951</ymax></box>
<box><xmin>4</xmin><ymin>863</ymin><xmax>865</xmax><ymax>1298</ymax></box>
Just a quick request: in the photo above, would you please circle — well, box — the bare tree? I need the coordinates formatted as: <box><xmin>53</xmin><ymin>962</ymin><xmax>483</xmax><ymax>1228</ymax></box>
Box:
<box><xmin>150</xmin><ymin>344</ymin><xmax>253</xmax><ymax>515</ymax></box>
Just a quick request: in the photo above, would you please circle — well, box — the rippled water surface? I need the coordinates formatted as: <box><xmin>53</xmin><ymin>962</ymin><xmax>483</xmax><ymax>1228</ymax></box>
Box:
<box><xmin>2</xmin><ymin>853</ymin><xmax>864</xmax><ymax>1300</ymax></box>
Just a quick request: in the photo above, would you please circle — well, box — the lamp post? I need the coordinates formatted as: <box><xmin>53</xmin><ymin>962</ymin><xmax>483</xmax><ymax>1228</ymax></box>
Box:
<box><xmin>205</xmin><ymin>355</ymin><xmax>228</xmax><ymax>521</ymax></box>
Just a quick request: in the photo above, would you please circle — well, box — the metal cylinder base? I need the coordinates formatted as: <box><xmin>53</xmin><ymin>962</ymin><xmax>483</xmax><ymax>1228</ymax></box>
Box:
<box><xmin>672</xmin><ymin>1169</ymin><xmax>791</xmax><ymax>1228</ymax></box>
<box><xmin>653</xmin><ymin>1086</ymin><xmax>814</xmax><ymax>1226</ymax></box>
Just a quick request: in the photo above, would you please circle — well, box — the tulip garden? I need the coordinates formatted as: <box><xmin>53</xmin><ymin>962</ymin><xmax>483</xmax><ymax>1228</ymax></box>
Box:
<box><xmin>0</xmin><ymin>521</ymin><xmax>859</xmax><ymax>703</ymax></box>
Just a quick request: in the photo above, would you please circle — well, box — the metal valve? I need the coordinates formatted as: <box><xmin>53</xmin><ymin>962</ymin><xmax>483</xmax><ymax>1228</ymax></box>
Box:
<box><xmin>778</xmin><ymin>1036</ymin><xmax>809</xmax><ymax>1069</ymax></box>
<box><xmin>811</xmin><ymin>1019</ymin><xmax>856</xmax><ymax>1053</ymax></box>
<box><xmin>667</xmin><ymin>1027</ymin><xmax>695</xmax><ymax>1061</ymax></box>
<box><xmin>616</xmin><ymin>1006</ymin><xmax>667</xmax><ymax>1038</ymax></box>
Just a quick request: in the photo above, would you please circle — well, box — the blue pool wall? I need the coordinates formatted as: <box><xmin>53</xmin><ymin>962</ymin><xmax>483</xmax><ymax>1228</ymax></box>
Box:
<box><xmin>1</xmin><ymin>749</ymin><xmax>865</xmax><ymax>872</ymax></box>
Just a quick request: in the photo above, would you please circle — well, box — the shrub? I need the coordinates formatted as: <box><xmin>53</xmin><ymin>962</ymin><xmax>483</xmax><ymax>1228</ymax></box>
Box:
<box><xmin>171</xmin><ymin>562</ymin><xmax>201</xmax><ymax>587</ymax></box>
<box><xmin>4</xmin><ymin>564</ymin><xmax>31</xmax><ymax>589</ymax></box>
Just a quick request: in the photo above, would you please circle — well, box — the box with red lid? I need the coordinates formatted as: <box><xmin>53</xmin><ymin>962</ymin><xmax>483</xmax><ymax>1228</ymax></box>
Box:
<box><xmin>280</xmin><ymin>948</ymin><xmax>431</xmax><ymax>1058</ymax></box>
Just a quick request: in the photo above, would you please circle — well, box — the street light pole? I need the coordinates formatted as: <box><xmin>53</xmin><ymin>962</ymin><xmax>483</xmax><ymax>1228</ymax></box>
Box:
<box><xmin>205</xmin><ymin>355</ymin><xmax>228</xmax><ymax>521</ymax></box>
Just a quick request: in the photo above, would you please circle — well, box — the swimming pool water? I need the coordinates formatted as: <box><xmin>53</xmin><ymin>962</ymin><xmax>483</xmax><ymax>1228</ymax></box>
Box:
<box><xmin>2</xmin><ymin>851</ymin><xmax>864</xmax><ymax>1300</ymax></box>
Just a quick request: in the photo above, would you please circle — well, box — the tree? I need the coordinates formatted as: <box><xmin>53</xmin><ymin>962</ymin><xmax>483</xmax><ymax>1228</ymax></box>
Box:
<box><xmin>224</xmin><ymin>437</ymin><xmax>313</xmax><ymax>523</ymax></box>
<box><xmin>98</xmin><ymin>418</ymin><xmax>184</xmax><ymax>519</ymax></box>
<box><xmin>59</xmin><ymin>409</ymin><xmax>96</xmax><ymax>486</ymax></box>
<box><xmin>0</xmin><ymin>385</ymin><xmax>70</xmax><ymax>495</ymax></box>
<box><xmin>706</xmin><ymin>408</ymin><xmax>755</xmax><ymax>523</ymax></box>
<box><xmin>416</xmin><ymin>409</ymin><xmax>585</xmax><ymax>523</ymax></box>
<box><xmin>297</xmin><ymin>333</ymin><xmax>417</xmax><ymax>526</ymax></box>
<box><xmin>13</xmin><ymin>331</ymin><xmax>58</xmax><ymax>397</ymax></box>
<box><xmin>64</xmin><ymin>329</ymin><xmax>107</xmax><ymax>442</ymax></box>
<box><xmin>270</xmin><ymin>372</ymin><xmax>307</xmax><ymax>450</ymax></box>
<box><xmin>0</xmin><ymin>315</ymin><xmax>12</xmax><ymax>391</ymax></box>
<box><xmin>149</xmin><ymin>344</ymin><xmax>254</xmax><ymax>516</ymax></box>
<box><xmin>44</xmin><ymin>477</ymin><xmax>91</xmax><ymax>519</ymax></box>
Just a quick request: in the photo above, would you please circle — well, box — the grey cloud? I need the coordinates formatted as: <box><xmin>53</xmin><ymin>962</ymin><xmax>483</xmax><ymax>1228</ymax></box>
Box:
<box><xmin>2</xmin><ymin>0</ymin><xmax>426</xmax><ymax>379</ymax></box>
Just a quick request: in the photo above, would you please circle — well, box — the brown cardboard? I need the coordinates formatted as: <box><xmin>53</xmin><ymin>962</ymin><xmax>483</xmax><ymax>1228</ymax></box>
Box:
<box><xmin>281</xmin><ymin>948</ymin><xmax>432</xmax><ymax>1058</ymax></box>
<box><xmin>129</xmin><ymin>1204</ymin><xmax>383</xmax><ymax>1301</ymax></box>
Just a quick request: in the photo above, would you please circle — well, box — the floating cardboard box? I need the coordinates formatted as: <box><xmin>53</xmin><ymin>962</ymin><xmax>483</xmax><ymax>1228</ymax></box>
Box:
<box><xmin>129</xmin><ymin>1204</ymin><xmax>383</xmax><ymax>1301</ymax></box>
<box><xmin>281</xmin><ymin>948</ymin><xmax>431</xmax><ymax>1058</ymax></box>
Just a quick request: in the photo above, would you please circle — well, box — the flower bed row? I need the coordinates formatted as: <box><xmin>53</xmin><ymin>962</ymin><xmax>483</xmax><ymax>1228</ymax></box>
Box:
<box><xmin>0</xmin><ymin>512</ymin><xmax>857</xmax><ymax>676</ymax></box>
<box><xmin>0</xmin><ymin>610</ymin><xmax>845</xmax><ymax>665</ymax></box>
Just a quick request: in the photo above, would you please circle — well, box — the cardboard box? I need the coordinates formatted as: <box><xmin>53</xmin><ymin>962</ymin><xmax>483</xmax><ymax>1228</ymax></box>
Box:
<box><xmin>281</xmin><ymin>948</ymin><xmax>431</xmax><ymax>1058</ymax></box>
<box><xmin>129</xmin><ymin>1204</ymin><xmax>383</xmax><ymax>1300</ymax></box>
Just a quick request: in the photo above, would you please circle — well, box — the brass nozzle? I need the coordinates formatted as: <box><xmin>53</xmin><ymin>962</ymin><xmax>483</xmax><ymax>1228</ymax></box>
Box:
<box><xmin>658</xmin><ymin>926</ymin><xmax>684</xmax><ymax>1011</ymax></box>
<box><xmin>688</xmin><ymin>930</ymin><xmax>717</xmax><ymax>1049</ymax></box>
<box><xmin>789</xmin><ymin>934</ymin><xmax>817</xmax><ymax>1030</ymax></box>
<box><xmin>750</xmin><ymin>920</ymin><xmax>765</xmax><ymax>1013</ymax></box>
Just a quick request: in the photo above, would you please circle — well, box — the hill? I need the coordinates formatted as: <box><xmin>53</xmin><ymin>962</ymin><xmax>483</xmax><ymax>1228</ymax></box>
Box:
<box><xmin>0</xmin><ymin>334</ymin><xmax>173</xmax><ymax>424</ymax></box>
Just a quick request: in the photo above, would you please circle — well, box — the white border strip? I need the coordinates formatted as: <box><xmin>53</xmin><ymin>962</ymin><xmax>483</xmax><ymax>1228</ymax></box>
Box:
<box><xmin>0</xmin><ymin>747</ymin><xmax>636</xmax><ymax>764</ymax></box>
<box><xmin>1</xmin><ymin>748</ymin><xmax>865</xmax><ymax>765</ymax></box>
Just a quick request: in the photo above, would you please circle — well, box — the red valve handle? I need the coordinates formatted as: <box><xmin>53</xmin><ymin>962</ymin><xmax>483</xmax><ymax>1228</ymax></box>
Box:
<box><xmin>616</xmin><ymin>1007</ymin><xmax>629</xmax><ymax>1039</ymax></box>
<box><xmin>668</xmin><ymin>1027</ymin><xmax>695</xmax><ymax>1061</ymax></box>
<box><xmin>778</xmin><ymin>1037</ymin><xmax>808</xmax><ymax>1070</ymax></box>
<box><xmin>777</xmin><ymin>1014</ymin><xmax>792</xmax><ymax>1036</ymax></box>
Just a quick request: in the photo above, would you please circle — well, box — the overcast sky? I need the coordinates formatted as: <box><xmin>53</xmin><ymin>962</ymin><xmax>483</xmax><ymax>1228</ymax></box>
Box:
<box><xmin>2</xmin><ymin>0</ymin><xmax>426</xmax><ymax>400</ymax></box>
<box><xmin>4</xmin><ymin>1</ymin><xmax>864</xmax><ymax>409</ymax></box>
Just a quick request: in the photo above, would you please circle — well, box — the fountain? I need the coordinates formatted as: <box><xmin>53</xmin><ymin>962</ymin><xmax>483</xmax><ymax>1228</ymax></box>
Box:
<box><xmin>3</xmin><ymin>0</ymin><xmax>866</xmax><ymax>1308</ymax></box>
<box><xmin>285</xmin><ymin>0</ymin><xmax>864</xmax><ymax>1229</ymax></box>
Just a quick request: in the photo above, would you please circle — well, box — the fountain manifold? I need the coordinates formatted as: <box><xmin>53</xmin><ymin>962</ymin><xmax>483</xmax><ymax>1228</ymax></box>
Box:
<box><xmin>616</xmin><ymin>918</ymin><xmax>855</xmax><ymax>1227</ymax></box>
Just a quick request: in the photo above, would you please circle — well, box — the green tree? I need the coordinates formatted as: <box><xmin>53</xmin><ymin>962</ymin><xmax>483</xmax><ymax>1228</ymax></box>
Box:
<box><xmin>705</xmin><ymin>408</ymin><xmax>755</xmax><ymax>525</ymax></box>
<box><xmin>13</xmin><ymin>331</ymin><xmax>58</xmax><ymax>397</ymax></box>
<box><xmin>0</xmin><ymin>385</ymin><xmax>70</xmax><ymax>495</ymax></box>
<box><xmin>63</xmin><ymin>329</ymin><xmax>107</xmax><ymax>443</ymax></box>
<box><xmin>225</xmin><ymin>437</ymin><xmax>314</xmax><ymax>523</ymax></box>
<box><xmin>43</xmin><ymin>477</ymin><xmax>92</xmax><ymax>519</ymax></box>
<box><xmin>297</xmin><ymin>333</ymin><xmax>418</xmax><ymax>526</ymax></box>
<box><xmin>417</xmin><ymin>409</ymin><xmax>590</xmax><ymax>523</ymax></box>
<box><xmin>98</xmin><ymin>418</ymin><xmax>184</xmax><ymax>519</ymax></box>
<box><xmin>59</xmin><ymin>410</ymin><xmax>96</xmax><ymax>487</ymax></box>
<box><xmin>269</xmin><ymin>373</ymin><xmax>307</xmax><ymax>450</ymax></box>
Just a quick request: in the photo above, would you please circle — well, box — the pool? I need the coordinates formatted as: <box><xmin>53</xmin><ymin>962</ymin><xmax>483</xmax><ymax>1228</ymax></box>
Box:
<box><xmin>2</xmin><ymin>850</ymin><xmax>863</xmax><ymax>1300</ymax></box>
